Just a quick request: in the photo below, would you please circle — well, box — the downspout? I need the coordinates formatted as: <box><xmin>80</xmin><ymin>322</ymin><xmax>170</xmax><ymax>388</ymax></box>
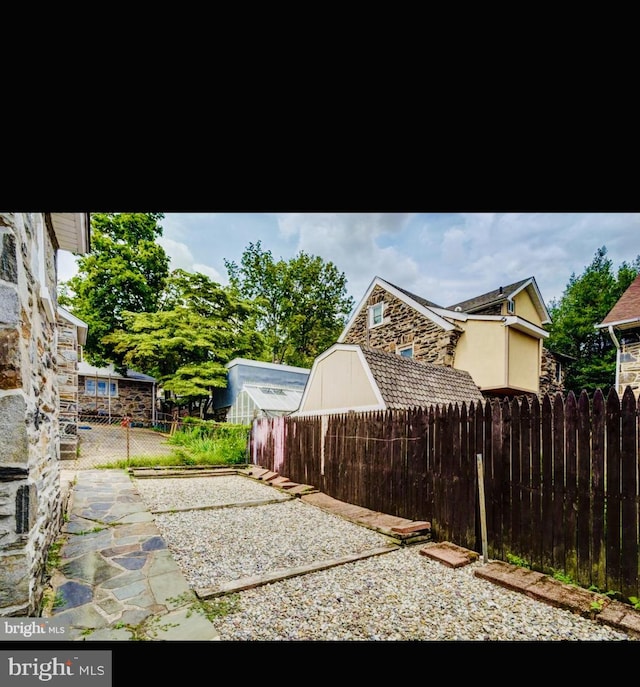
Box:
<box><xmin>608</xmin><ymin>325</ymin><xmax>621</xmax><ymax>394</ymax></box>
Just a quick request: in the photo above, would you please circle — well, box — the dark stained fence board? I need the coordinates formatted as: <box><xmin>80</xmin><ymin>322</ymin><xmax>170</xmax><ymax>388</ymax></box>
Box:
<box><xmin>606</xmin><ymin>389</ymin><xmax>622</xmax><ymax>594</ymax></box>
<box><xmin>511</xmin><ymin>398</ymin><xmax>522</xmax><ymax>557</ymax></box>
<box><xmin>592</xmin><ymin>390</ymin><xmax>606</xmax><ymax>591</ymax></box>
<box><xmin>564</xmin><ymin>392</ymin><xmax>578</xmax><ymax>583</ymax></box>
<box><xmin>576</xmin><ymin>391</ymin><xmax>592</xmax><ymax>587</ymax></box>
<box><xmin>541</xmin><ymin>394</ymin><xmax>554</xmax><ymax>573</ymax></box>
<box><xmin>520</xmin><ymin>397</ymin><xmax>533</xmax><ymax>566</ymax></box>
<box><xmin>552</xmin><ymin>393</ymin><xmax>566</xmax><ymax>573</ymax></box>
<box><xmin>620</xmin><ymin>388</ymin><xmax>638</xmax><ymax>599</ymax></box>
<box><xmin>530</xmin><ymin>396</ymin><xmax>543</xmax><ymax>572</ymax></box>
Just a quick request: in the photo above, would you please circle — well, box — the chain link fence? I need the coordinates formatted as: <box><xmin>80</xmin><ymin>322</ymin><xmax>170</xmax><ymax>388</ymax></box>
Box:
<box><xmin>69</xmin><ymin>413</ymin><xmax>179</xmax><ymax>468</ymax></box>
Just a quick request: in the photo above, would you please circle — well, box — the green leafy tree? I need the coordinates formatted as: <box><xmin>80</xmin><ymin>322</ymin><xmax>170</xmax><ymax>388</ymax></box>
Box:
<box><xmin>103</xmin><ymin>269</ymin><xmax>265</xmax><ymax>415</ymax></box>
<box><xmin>59</xmin><ymin>213</ymin><xmax>170</xmax><ymax>367</ymax></box>
<box><xmin>546</xmin><ymin>246</ymin><xmax>640</xmax><ymax>395</ymax></box>
<box><xmin>224</xmin><ymin>241</ymin><xmax>354</xmax><ymax>367</ymax></box>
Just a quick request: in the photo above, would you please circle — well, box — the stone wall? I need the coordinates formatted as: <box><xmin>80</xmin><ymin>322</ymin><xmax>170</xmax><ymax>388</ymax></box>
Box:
<box><xmin>342</xmin><ymin>285</ymin><xmax>461</xmax><ymax>366</ymax></box>
<box><xmin>78</xmin><ymin>377</ymin><xmax>154</xmax><ymax>424</ymax></box>
<box><xmin>618</xmin><ymin>339</ymin><xmax>640</xmax><ymax>399</ymax></box>
<box><xmin>539</xmin><ymin>348</ymin><xmax>567</xmax><ymax>397</ymax></box>
<box><xmin>0</xmin><ymin>213</ymin><xmax>63</xmax><ymax>616</ymax></box>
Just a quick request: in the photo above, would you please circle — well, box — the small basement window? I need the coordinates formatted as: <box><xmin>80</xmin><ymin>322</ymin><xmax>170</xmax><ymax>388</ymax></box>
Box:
<box><xmin>369</xmin><ymin>302</ymin><xmax>384</xmax><ymax>327</ymax></box>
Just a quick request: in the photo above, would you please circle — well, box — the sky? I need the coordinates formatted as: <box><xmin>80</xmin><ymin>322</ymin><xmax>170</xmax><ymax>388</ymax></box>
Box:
<box><xmin>57</xmin><ymin>212</ymin><xmax>640</xmax><ymax>313</ymax></box>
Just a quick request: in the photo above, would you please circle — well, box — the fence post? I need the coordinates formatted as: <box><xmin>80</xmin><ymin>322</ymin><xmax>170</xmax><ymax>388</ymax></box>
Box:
<box><xmin>122</xmin><ymin>415</ymin><xmax>131</xmax><ymax>466</ymax></box>
<box><xmin>477</xmin><ymin>453</ymin><xmax>488</xmax><ymax>564</ymax></box>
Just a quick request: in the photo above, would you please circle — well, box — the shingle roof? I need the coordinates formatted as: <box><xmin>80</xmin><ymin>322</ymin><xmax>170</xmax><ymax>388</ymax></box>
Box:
<box><xmin>447</xmin><ymin>277</ymin><xmax>532</xmax><ymax>313</ymax></box>
<box><xmin>599</xmin><ymin>274</ymin><xmax>640</xmax><ymax>327</ymax></box>
<box><xmin>359</xmin><ymin>347</ymin><xmax>484</xmax><ymax>409</ymax></box>
<box><xmin>384</xmin><ymin>280</ymin><xmax>443</xmax><ymax>309</ymax></box>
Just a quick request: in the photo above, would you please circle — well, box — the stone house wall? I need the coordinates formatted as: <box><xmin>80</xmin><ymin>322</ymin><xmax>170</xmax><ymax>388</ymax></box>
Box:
<box><xmin>342</xmin><ymin>285</ymin><xmax>461</xmax><ymax>366</ymax></box>
<box><xmin>539</xmin><ymin>348</ymin><xmax>567</xmax><ymax>397</ymax></box>
<box><xmin>0</xmin><ymin>213</ymin><xmax>63</xmax><ymax>616</ymax></box>
<box><xmin>78</xmin><ymin>376</ymin><xmax>154</xmax><ymax>424</ymax></box>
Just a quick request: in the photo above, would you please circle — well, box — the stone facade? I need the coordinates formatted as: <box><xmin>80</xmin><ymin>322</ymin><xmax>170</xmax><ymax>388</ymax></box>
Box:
<box><xmin>539</xmin><ymin>348</ymin><xmax>567</xmax><ymax>397</ymax></box>
<box><xmin>78</xmin><ymin>375</ymin><xmax>155</xmax><ymax>424</ymax></box>
<box><xmin>618</xmin><ymin>339</ymin><xmax>640</xmax><ymax>399</ymax></box>
<box><xmin>0</xmin><ymin>213</ymin><xmax>64</xmax><ymax>615</ymax></box>
<box><xmin>342</xmin><ymin>285</ymin><xmax>462</xmax><ymax>366</ymax></box>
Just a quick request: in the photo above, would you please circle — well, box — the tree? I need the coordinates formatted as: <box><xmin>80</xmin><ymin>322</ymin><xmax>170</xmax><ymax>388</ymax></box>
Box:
<box><xmin>224</xmin><ymin>241</ymin><xmax>355</xmax><ymax>367</ymax></box>
<box><xmin>546</xmin><ymin>246</ymin><xmax>640</xmax><ymax>395</ymax></box>
<box><xmin>103</xmin><ymin>269</ymin><xmax>265</xmax><ymax>415</ymax></box>
<box><xmin>59</xmin><ymin>213</ymin><xmax>170</xmax><ymax>367</ymax></box>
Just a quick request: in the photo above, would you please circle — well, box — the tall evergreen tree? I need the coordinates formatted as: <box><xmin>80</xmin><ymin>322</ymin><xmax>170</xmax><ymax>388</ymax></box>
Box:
<box><xmin>546</xmin><ymin>246</ymin><xmax>640</xmax><ymax>394</ymax></box>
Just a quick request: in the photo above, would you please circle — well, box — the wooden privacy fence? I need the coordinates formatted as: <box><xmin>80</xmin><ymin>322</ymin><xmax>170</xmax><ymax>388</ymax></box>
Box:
<box><xmin>251</xmin><ymin>386</ymin><xmax>640</xmax><ymax>600</ymax></box>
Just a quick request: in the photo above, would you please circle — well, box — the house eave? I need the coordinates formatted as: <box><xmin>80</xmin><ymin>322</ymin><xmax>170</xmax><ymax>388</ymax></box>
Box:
<box><xmin>48</xmin><ymin>213</ymin><xmax>91</xmax><ymax>254</ymax></box>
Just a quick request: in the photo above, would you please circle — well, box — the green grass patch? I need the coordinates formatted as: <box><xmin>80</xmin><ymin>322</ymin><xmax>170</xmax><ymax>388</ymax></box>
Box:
<box><xmin>94</xmin><ymin>420</ymin><xmax>251</xmax><ymax>469</ymax></box>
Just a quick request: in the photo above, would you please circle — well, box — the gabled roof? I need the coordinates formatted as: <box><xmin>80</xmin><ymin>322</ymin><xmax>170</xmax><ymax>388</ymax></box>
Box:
<box><xmin>360</xmin><ymin>346</ymin><xmax>483</xmax><ymax>408</ymax></box>
<box><xmin>447</xmin><ymin>276</ymin><xmax>551</xmax><ymax>324</ymax></box>
<box><xmin>340</xmin><ymin>276</ymin><xmax>551</xmax><ymax>344</ymax></box>
<box><xmin>597</xmin><ymin>273</ymin><xmax>640</xmax><ymax>330</ymax></box>
<box><xmin>338</xmin><ymin>276</ymin><xmax>458</xmax><ymax>342</ymax></box>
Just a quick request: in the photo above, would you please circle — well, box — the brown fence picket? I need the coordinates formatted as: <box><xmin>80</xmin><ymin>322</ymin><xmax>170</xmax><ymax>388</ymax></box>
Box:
<box><xmin>511</xmin><ymin>398</ymin><xmax>522</xmax><ymax>556</ymax></box>
<box><xmin>621</xmin><ymin>387</ymin><xmax>638</xmax><ymax>599</ymax></box>
<box><xmin>520</xmin><ymin>396</ymin><xmax>532</xmax><ymax>566</ymax></box>
<box><xmin>552</xmin><ymin>393</ymin><xmax>566</xmax><ymax>573</ymax></box>
<box><xmin>564</xmin><ymin>391</ymin><xmax>578</xmax><ymax>583</ymax></box>
<box><xmin>576</xmin><ymin>391</ymin><xmax>592</xmax><ymax>586</ymax></box>
<box><xmin>592</xmin><ymin>390</ymin><xmax>606</xmax><ymax>591</ymax></box>
<box><xmin>606</xmin><ymin>389</ymin><xmax>622</xmax><ymax>594</ymax></box>
<box><xmin>541</xmin><ymin>394</ymin><xmax>554</xmax><ymax>572</ymax></box>
<box><xmin>530</xmin><ymin>395</ymin><xmax>542</xmax><ymax>571</ymax></box>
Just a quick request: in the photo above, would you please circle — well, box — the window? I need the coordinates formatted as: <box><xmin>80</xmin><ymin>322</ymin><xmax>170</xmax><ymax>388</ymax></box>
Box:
<box><xmin>555</xmin><ymin>361</ymin><xmax>562</xmax><ymax>383</ymax></box>
<box><xmin>506</xmin><ymin>299</ymin><xmax>515</xmax><ymax>314</ymax></box>
<box><xmin>369</xmin><ymin>302</ymin><xmax>384</xmax><ymax>327</ymax></box>
<box><xmin>397</xmin><ymin>344</ymin><xmax>414</xmax><ymax>358</ymax></box>
<box><xmin>85</xmin><ymin>379</ymin><xmax>118</xmax><ymax>397</ymax></box>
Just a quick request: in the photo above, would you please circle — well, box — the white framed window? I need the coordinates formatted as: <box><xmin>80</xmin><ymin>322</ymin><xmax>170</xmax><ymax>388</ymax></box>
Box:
<box><xmin>397</xmin><ymin>344</ymin><xmax>414</xmax><ymax>358</ymax></box>
<box><xmin>85</xmin><ymin>379</ymin><xmax>118</xmax><ymax>397</ymax></box>
<box><xmin>369</xmin><ymin>302</ymin><xmax>384</xmax><ymax>328</ymax></box>
<box><xmin>555</xmin><ymin>360</ymin><xmax>562</xmax><ymax>383</ymax></box>
<box><xmin>506</xmin><ymin>299</ymin><xmax>515</xmax><ymax>314</ymax></box>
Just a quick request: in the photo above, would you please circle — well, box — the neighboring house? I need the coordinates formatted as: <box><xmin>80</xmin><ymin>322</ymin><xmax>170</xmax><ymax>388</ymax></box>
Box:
<box><xmin>212</xmin><ymin>358</ymin><xmax>310</xmax><ymax>423</ymax></box>
<box><xmin>338</xmin><ymin>276</ymin><xmax>566</xmax><ymax>399</ymax></box>
<box><xmin>0</xmin><ymin>212</ymin><xmax>90</xmax><ymax>616</ymax></box>
<box><xmin>596</xmin><ymin>272</ymin><xmax>640</xmax><ymax>399</ymax></box>
<box><xmin>56</xmin><ymin>307</ymin><xmax>88</xmax><ymax>460</ymax></box>
<box><xmin>77</xmin><ymin>361</ymin><xmax>157</xmax><ymax>425</ymax></box>
<box><xmin>295</xmin><ymin>343</ymin><xmax>484</xmax><ymax>417</ymax></box>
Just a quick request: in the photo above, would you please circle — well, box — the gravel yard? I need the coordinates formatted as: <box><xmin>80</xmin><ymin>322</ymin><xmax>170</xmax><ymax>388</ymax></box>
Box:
<box><xmin>133</xmin><ymin>474</ymin><xmax>636</xmax><ymax>641</ymax></box>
